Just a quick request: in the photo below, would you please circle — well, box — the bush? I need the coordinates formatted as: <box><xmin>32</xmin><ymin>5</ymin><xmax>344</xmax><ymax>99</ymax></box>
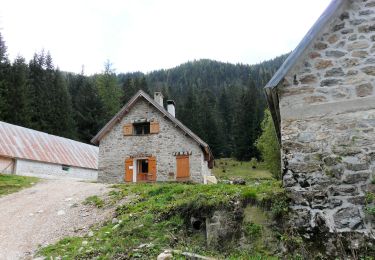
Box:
<box><xmin>256</xmin><ymin>109</ymin><xmax>281</xmax><ymax>179</ymax></box>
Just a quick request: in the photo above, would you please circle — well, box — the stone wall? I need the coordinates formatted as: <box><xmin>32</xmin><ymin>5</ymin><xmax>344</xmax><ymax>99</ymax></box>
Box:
<box><xmin>97</xmin><ymin>98</ymin><xmax>211</xmax><ymax>183</ymax></box>
<box><xmin>15</xmin><ymin>159</ymin><xmax>98</xmax><ymax>181</ymax></box>
<box><xmin>277</xmin><ymin>0</ymin><xmax>375</xmax><ymax>252</ymax></box>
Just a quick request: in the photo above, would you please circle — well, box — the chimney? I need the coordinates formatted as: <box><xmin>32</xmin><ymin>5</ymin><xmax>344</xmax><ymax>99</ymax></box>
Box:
<box><xmin>167</xmin><ymin>100</ymin><xmax>175</xmax><ymax>117</ymax></box>
<box><xmin>154</xmin><ymin>92</ymin><xmax>163</xmax><ymax>107</ymax></box>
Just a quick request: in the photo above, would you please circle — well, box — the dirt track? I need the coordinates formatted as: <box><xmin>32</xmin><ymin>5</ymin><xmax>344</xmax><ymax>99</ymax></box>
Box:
<box><xmin>0</xmin><ymin>179</ymin><xmax>112</xmax><ymax>260</ymax></box>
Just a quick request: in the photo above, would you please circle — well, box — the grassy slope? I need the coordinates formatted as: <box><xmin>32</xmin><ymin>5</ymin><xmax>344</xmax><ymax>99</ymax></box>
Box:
<box><xmin>0</xmin><ymin>174</ymin><xmax>39</xmax><ymax>196</ymax></box>
<box><xmin>39</xmin><ymin>159</ymin><xmax>285</xmax><ymax>259</ymax></box>
<box><xmin>213</xmin><ymin>158</ymin><xmax>272</xmax><ymax>182</ymax></box>
<box><xmin>39</xmin><ymin>181</ymin><xmax>284</xmax><ymax>259</ymax></box>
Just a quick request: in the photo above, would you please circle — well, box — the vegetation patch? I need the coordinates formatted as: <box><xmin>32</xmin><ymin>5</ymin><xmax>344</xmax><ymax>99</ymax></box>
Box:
<box><xmin>83</xmin><ymin>195</ymin><xmax>105</xmax><ymax>208</ymax></box>
<box><xmin>0</xmin><ymin>174</ymin><xmax>38</xmax><ymax>196</ymax></box>
<box><xmin>213</xmin><ymin>158</ymin><xmax>273</xmax><ymax>182</ymax></box>
<box><xmin>38</xmin><ymin>181</ymin><xmax>285</xmax><ymax>259</ymax></box>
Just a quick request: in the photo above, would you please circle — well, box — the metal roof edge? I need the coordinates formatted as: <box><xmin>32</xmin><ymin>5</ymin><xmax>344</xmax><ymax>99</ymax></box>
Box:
<box><xmin>265</xmin><ymin>0</ymin><xmax>346</xmax><ymax>90</ymax></box>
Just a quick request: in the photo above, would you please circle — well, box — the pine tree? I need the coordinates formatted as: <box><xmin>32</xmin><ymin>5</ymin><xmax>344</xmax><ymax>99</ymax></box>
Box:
<box><xmin>96</xmin><ymin>61</ymin><xmax>122</xmax><ymax>120</ymax></box>
<box><xmin>6</xmin><ymin>56</ymin><xmax>31</xmax><ymax>126</ymax></box>
<box><xmin>0</xmin><ymin>32</ymin><xmax>10</xmax><ymax>120</ymax></box>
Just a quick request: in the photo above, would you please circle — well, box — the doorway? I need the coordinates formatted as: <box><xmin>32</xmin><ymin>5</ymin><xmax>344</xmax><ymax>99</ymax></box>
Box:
<box><xmin>176</xmin><ymin>155</ymin><xmax>190</xmax><ymax>181</ymax></box>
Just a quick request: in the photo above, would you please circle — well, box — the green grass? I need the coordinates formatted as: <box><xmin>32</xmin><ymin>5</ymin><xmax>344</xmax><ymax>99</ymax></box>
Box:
<box><xmin>83</xmin><ymin>195</ymin><xmax>105</xmax><ymax>208</ymax></box>
<box><xmin>0</xmin><ymin>174</ymin><xmax>39</xmax><ymax>196</ymax></box>
<box><xmin>213</xmin><ymin>158</ymin><xmax>273</xmax><ymax>182</ymax></box>
<box><xmin>38</xmin><ymin>181</ymin><xmax>285</xmax><ymax>259</ymax></box>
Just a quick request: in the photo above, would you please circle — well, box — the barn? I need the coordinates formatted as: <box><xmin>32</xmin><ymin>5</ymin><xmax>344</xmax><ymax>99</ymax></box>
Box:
<box><xmin>0</xmin><ymin>121</ymin><xmax>98</xmax><ymax>180</ymax></box>
<box><xmin>91</xmin><ymin>90</ymin><xmax>214</xmax><ymax>183</ymax></box>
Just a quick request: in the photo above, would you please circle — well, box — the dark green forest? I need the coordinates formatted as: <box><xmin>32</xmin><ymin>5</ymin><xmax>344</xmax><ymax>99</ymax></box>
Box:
<box><xmin>0</xmin><ymin>32</ymin><xmax>286</xmax><ymax>160</ymax></box>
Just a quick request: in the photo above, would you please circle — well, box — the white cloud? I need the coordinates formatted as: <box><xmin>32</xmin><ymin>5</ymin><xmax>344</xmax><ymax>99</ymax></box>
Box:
<box><xmin>0</xmin><ymin>0</ymin><xmax>331</xmax><ymax>75</ymax></box>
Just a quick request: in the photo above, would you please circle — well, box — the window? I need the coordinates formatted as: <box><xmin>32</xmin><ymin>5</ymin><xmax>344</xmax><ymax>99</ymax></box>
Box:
<box><xmin>62</xmin><ymin>165</ymin><xmax>70</xmax><ymax>171</ymax></box>
<box><xmin>133</xmin><ymin>122</ymin><xmax>150</xmax><ymax>135</ymax></box>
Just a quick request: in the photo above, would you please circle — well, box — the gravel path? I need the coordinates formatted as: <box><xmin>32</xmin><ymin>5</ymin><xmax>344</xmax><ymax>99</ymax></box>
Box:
<box><xmin>0</xmin><ymin>179</ymin><xmax>112</xmax><ymax>260</ymax></box>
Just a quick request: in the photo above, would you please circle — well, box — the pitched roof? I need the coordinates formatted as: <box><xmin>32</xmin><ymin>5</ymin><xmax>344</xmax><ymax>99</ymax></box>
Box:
<box><xmin>0</xmin><ymin>121</ymin><xmax>98</xmax><ymax>169</ymax></box>
<box><xmin>91</xmin><ymin>90</ymin><xmax>214</xmax><ymax>165</ymax></box>
<box><xmin>264</xmin><ymin>0</ymin><xmax>347</xmax><ymax>141</ymax></box>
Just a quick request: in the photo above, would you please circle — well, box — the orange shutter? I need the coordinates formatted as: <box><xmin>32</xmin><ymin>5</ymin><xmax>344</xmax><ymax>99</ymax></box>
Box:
<box><xmin>176</xmin><ymin>155</ymin><xmax>190</xmax><ymax>180</ymax></box>
<box><xmin>148</xmin><ymin>156</ymin><xmax>157</xmax><ymax>181</ymax></box>
<box><xmin>150</xmin><ymin>121</ymin><xmax>160</xmax><ymax>134</ymax></box>
<box><xmin>123</xmin><ymin>123</ymin><xmax>133</xmax><ymax>136</ymax></box>
<box><xmin>125</xmin><ymin>158</ymin><xmax>133</xmax><ymax>182</ymax></box>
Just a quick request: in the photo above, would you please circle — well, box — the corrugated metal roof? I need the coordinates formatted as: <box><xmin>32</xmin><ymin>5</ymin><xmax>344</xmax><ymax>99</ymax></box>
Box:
<box><xmin>0</xmin><ymin>121</ymin><xmax>98</xmax><ymax>169</ymax></box>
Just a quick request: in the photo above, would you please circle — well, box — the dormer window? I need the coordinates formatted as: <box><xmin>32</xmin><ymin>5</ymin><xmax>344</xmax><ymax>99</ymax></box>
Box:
<box><xmin>133</xmin><ymin>122</ymin><xmax>150</xmax><ymax>135</ymax></box>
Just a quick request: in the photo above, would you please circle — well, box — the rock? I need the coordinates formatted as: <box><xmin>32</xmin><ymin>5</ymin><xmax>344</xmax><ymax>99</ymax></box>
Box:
<box><xmin>314</xmin><ymin>42</ymin><xmax>328</xmax><ymax>50</ymax></box>
<box><xmin>341</xmin><ymin>28</ymin><xmax>353</xmax><ymax>34</ymax></box>
<box><xmin>356</xmin><ymin>83</ymin><xmax>373</xmax><ymax>97</ymax></box>
<box><xmin>206</xmin><ymin>210</ymin><xmax>238</xmax><ymax>248</ymax></box>
<box><xmin>289</xmin><ymin>208</ymin><xmax>311</xmax><ymax>228</ymax></box>
<box><xmin>352</xmin><ymin>50</ymin><xmax>368</xmax><ymax>58</ymax></box>
<box><xmin>323</xmin><ymin>156</ymin><xmax>341</xmax><ymax>167</ymax></box>
<box><xmin>333</xmin><ymin>207</ymin><xmax>363</xmax><ymax>229</ymax></box>
<box><xmin>371</xmin><ymin>35</ymin><xmax>375</xmax><ymax>42</ymax></box>
<box><xmin>315</xmin><ymin>59</ymin><xmax>333</xmax><ymax>69</ymax></box>
<box><xmin>64</xmin><ymin>197</ymin><xmax>73</xmax><ymax>202</ymax></box>
<box><xmin>359</xmin><ymin>10</ymin><xmax>374</xmax><ymax>16</ymax></box>
<box><xmin>157</xmin><ymin>251</ymin><xmax>172</xmax><ymax>260</ymax></box>
<box><xmin>283</xmin><ymin>172</ymin><xmax>297</xmax><ymax>187</ymax></box>
<box><xmin>350</xmin><ymin>19</ymin><xmax>366</xmax><ymax>25</ymax></box>
<box><xmin>320</xmin><ymin>79</ymin><xmax>342</xmax><ymax>87</ymax></box>
<box><xmin>328</xmin><ymin>198</ymin><xmax>342</xmax><ymax>209</ymax></box>
<box><xmin>365</xmin><ymin>58</ymin><xmax>375</xmax><ymax>64</ymax></box>
<box><xmin>112</xmin><ymin>218</ymin><xmax>119</xmax><ymax>224</ymax></box>
<box><xmin>297</xmin><ymin>132</ymin><xmax>315</xmax><ymax>142</ymax></box>
<box><xmin>348</xmin><ymin>34</ymin><xmax>357</xmax><ymax>41</ymax></box>
<box><xmin>343</xmin><ymin>171</ymin><xmax>370</xmax><ymax>184</ymax></box>
<box><xmin>326</xmin><ymin>51</ymin><xmax>346</xmax><ymax>58</ymax></box>
<box><xmin>309</xmin><ymin>51</ymin><xmax>321</xmax><ymax>59</ymax></box>
<box><xmin>330</xmin><ymin>185</ymin><xmax>358</xmax><ymax>196</ymax></box>
<box><xmin>88</xmin><ymin>231</ymin><xmax>94</xmax><ymax>237</ymax></box>
<box><xmin>347</xmin><ymin>41</ymin><xmax>370</xmax><ymax>51</ymax></box>
<box><xmin>347</xmin><ymin>196</ymin><xmax>366</xmax><ymax>205</ymax></box>
<box><xmin>343</xmin><ymin>58</ymin><xmax>359</xmax><ymax>67</ymax></box>
<box><xmin>327</xmin><ymin>34</ymin><xmax>339</xmax><ymax>44</ymax></box>
<box><xmin>333</xmin><ymin>22</ymin><xmax>345</xmax><ymax>32</ymax></box>
<box><xmin>340</xmin><ymin>12</ymin><xmax>349</xmax><ymax>20</ymax></box>
<box><xmin>82</xmin><ymin>240</ymin><xmax>88</xmax><ymax>246</ymax></box>
<box><xmin>232</xmin><ymin>178</ymin><xmax>246</xmax><ymax>185</ymax></box>
<box><xmin>36</xmin><ymin>210</ymin><xmax>44</xmax><ymax>214</ymax></box>
<box><xmin>57</xmin><ymin>210</ymin><xmax>65</xmax><ymax>216</ymax></box>
<box><xmin>343</xmin><ymin>157</ymin><xmax>369</xmax><ymax>171</ymax></box>
<box><xmin>324</xmin><ymin>67</ymin><xmax>345</xmax><ymax>77</ymax></box>
<box><xmin>361</xmin><ymin>66</ymin><xmax>375</xmax><ymax>76</ymax></box>
<box><xmin>299</xmin><ymin>74</ymin><xmax>317</xmax><ymax>84</ymax></box>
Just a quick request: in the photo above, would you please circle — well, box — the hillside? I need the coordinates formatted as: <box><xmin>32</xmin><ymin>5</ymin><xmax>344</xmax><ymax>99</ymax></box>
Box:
<box><xmin>0</xmin><ymin>32</ymin><xmax>287</xmax><ymax>159</ymax></box>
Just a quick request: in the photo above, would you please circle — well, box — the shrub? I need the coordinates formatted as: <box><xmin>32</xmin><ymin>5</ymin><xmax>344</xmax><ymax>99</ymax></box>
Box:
<box><xmin>256</xmin><ymin>109</ymin><xmax>281</xmax><ymax>179</ymax></box>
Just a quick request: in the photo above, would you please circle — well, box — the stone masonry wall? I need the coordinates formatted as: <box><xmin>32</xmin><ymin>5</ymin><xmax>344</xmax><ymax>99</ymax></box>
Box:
<box><xmin>277</xmin><ymin>0</ymin><xmax>375</xmax><ymax>250</ymax></box>
<box><xmin>98</xmin><ymin>98</ymin><xmax>211</xmax><ymax>183</ymax></box>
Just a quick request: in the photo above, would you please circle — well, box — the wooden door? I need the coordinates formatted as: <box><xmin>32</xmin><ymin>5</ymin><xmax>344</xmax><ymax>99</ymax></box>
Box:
<box><xmin>148</xmin><ymin>157</ymin><xmax>157</xmax><ymax>181</ymax></box>
<box><xmin>176</xmin><ymin>155</ymin><xmax>190</xmax><ymax>180</ymax></box>
<box><xmin>125</xmin><ymin>158</ymin><xmax>133</xmax><ymax>182</ymax></box>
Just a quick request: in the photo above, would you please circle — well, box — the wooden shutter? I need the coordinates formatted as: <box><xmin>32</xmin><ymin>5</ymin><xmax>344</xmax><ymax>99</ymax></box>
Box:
<box><xmin>148</xmin><ymin>156</ymin><xmax>157</xmax><ymax>181</ymax></box>
<box><xmin>125</xmin><ymin>158</ymin><xmax>133</xmax><ymax>182</ymax></box>
<box><xmin>176</xmin><ymin>155</ymin><xmax>190</xmax><ymax>180</ymax></box>
<box><xmin>150</xmin><ymin>121</ymin><xmax>160</xmax><ymax>134</ymax></box>
<box><xmin>123</xmin><ymin>123</ymin><xmax>133</xmax><ymax>136</ymax></box>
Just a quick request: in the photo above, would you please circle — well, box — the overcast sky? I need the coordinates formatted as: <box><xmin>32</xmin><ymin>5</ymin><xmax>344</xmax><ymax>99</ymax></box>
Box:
<box><xmin>0</xmin><ymin>0</ymin><xmax>331</xmax><ymax>75</ymax></box>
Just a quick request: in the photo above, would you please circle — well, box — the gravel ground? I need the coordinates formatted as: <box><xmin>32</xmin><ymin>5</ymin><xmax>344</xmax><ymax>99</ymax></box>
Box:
<box><xmin>0</xmin><ymin>178</ymin><xmax>112</xmax><ymax>260</ymax></box>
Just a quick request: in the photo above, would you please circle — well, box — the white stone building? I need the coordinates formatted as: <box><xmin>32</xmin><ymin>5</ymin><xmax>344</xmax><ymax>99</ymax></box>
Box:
<box><xmin>91</xmin><ymin>90</ymin><xmax>214</xmax><ymax>183</ymax></box>
<box><xmin>0</xmin><ymin>121</ymin><xmax>98</xmax><ymax>180</ymax></box>
<box><xmin>265</xmin><ymin>0</ymin><xmax>375</xmax><ymax>254</ymax></box>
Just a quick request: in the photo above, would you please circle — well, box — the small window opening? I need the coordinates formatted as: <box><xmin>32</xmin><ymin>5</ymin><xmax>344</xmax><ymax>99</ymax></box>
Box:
<box><xmin>138</xmin><ymin>159</ymin><xmax>149</xmax><ymax>174</ymax></box>
<box><xmin>62</xmin><ymin>165</ymin><xmax>70</xmax><ymax>171</ymax></box>
<box><xmin>133</xmin><ymin>122</ymin><xmax>150</xmax><ymax>135</ymax></box>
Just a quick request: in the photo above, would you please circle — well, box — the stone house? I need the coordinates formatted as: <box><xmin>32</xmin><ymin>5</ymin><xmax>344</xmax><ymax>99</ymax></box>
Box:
<box><xmin>0</xmin><ymin>121</ymin><xmax>98</xmax><ymax>180</ymax></box>
<box><xmin>91</xmin><ymin>90</ymin><xmax>214</xmax><ymax>183</ymax></box>
<box><xmin>265</xmin><ymin>0</ymin><xmax>375</xmax><ymax>253</ymax></box>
